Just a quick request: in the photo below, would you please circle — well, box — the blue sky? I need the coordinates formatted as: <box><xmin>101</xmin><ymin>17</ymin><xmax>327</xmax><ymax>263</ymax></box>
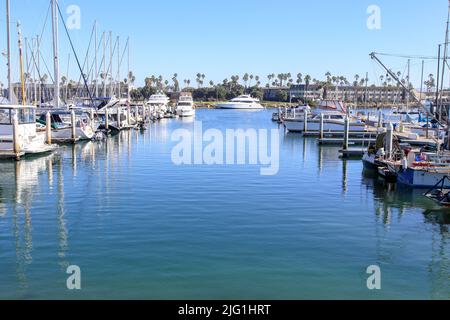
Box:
<box><xmin>0</xmin><ymin>0</ymin><xmax>448</xmax><ymax>88</ymax></box>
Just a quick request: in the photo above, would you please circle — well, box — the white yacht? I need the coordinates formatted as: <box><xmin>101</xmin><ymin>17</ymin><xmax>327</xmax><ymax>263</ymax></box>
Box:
<box><xmin>176</xmin><ymin>95</ymin><xmax>195</xmax><ymax>117</ymax></box>
<box><xmin>0</xmin><ymin>105</ymin><xmax>56</xmax><ymax>157</ymax></box>
<box><xmin>147</xmin><ymin>92</ymin><xmax>170</xmax><ymax>113</ymax></box>
<box><xmin>283</xmin><ymin>111</ymin><xmax>366</xmax><ymax>132</ymax></box>
<box><xmin>216</xmin><ymin>95</ymin><xmax>264</xmax><ymax>110</ymax></box>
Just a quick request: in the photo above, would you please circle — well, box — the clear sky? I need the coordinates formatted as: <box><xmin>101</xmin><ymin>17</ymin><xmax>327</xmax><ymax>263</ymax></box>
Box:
<box><xmin>0</xmin><ymin>0</ymin><xmax>448</xmax><ymax>88</ymax></box>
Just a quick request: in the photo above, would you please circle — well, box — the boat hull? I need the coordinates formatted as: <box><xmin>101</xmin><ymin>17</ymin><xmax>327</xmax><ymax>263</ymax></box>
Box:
<box><xmin>397</xmin><ymin>168</ymin><xmax>450</xmax><ymax>188</ymax></box>
<box><xmin>216</xmin><ymin>103</ymin><xmax>264</xmax><ymax>110</ymax></box>
<box><xmin>283</xmin><ymin>119</ymin><xmax>366</xmax><ymax>132</ymax></box>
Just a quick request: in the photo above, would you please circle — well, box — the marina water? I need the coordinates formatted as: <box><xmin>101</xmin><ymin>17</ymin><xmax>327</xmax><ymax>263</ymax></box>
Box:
<box><xmin>0</xmin><ymin>109</ymin><xmax>449</xmax><ymax>299</ymax></box>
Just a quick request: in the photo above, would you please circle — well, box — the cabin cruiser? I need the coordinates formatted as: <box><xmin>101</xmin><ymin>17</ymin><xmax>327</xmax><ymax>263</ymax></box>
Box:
<box><xmin>0</xmin><ymin>105</ymin><xmax>56</xmax><ymax>156</ymax></box>
<box><xmin>147</xmin><ymin>92</ymin><xmax>170</xmax><ymax>114</ymax></box>
<box><xmin>176</xmin><ymin>95</ymin><xmax>195</xmax><ymax>117</ymax></box>
<box><xmin>282</xmin><ymin>100</ymin><xmax>366</xmax><ymax>132</ymax></box>
<box><xmin>216</xmin><ymin>95</ymin><xmax>264</xmax><ymax>110</ymax></box>
<box><xmin>283</xmin><ymin>111</ymin><xmax>366</xmax><ymax>132</ymax></box>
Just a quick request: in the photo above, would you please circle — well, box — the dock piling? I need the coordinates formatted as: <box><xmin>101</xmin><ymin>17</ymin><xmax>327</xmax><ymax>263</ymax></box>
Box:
<box><xmin>127</xmin><ymin>105</ymin><xmax>131</xmax><ymax>126</ymax></box>
<box><xmin>319</xmin><ymin>113</ymin><xmax>324</xmax><ymax>140</ymax></box>
<box><xmin>12</xmin><ymin>114</ymin><xmax>21</xmax><ymax>160</ymax></box>
<box><xmin>117</xmin><ymin>107</ymin><xmax>121</xmax><ymax>130</ymax></box>
<box><xmin>343</xmin><ymin>115</ymin><xmax>349</xmax><ymax>151</ymax></box>
<box><xmin>46</xmin><ymin>112</ymin><xmax>52</xmax><ymax>145</ymax></box>
<box><xmin>303</xmin><ymin>109</ymin><xmax>308</xmax><ymax>133</ymax></box>
<box><xmin>71</xmin><ymin>110</ymin><xmax>77</xmax><ymax>143</ymax></box>
<box><xmin>105</xmin><ymin>108</ymin><xmax>110</xmax><ymax>131</ymax></box>
<box><xmin>386</xmin><ymin>123</ymin><xmax>394</xmax><ymax>159</ymax></box>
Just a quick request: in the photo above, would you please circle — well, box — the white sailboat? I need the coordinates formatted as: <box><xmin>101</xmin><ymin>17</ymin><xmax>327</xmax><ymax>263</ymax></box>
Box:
<box><xmin>0</xmin><ymin>105</ymin><xmax>56</xmax><ymax>156</ymax></box>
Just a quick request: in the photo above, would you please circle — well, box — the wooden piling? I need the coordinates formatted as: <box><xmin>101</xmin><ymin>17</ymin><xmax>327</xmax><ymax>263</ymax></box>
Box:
<box><xmin>105</xmin><ymin>108</ymin><xmax>110</xmax><ymax>131</ymax></box>
<box><xmin>12</xmin><ymin>114</ymin><xmax>21</xmax><ymax>160</ymax></box>
<box><xmin>71</xmin><ymin>110</ymin><xmax>77</xmax><ymax>143</ymax></box>
<box><xmin>303</xmin><ymin>109</ymin><xmax>308</xmax><ymax>133</ymax></box>
<box><xmin>319</xmin><ymin>113</ymin><xmax>324</xmax><ymax>140</ymax></box>
<box><xmin>46</xmin><ymin>112</ymin><xmax>52</xmax><ymax>145</ymax></box>
<box><xmin>343</xmin><ymin>115</ymin><xmax>349</xmax><ymax>151</ymax></box>
<box><xmin>117</xmin><ymin>107</ymin><xmax>121</xmax><ymax>130</ymax></box>
<box><xmin>90</xmin><ymin>108</ymin><xmax>95</xmax><ymax>127</ymax></box>
<box><xmin>127</xmin><ymin>105</ymin><xmax>131</xmax><ymax>126</ymax></box>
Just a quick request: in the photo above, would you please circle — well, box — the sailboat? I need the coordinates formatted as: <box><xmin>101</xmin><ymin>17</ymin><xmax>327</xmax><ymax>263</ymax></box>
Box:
<box><xmin>0</xmin><ymin>1</ymin><xmax>56</xmax><ymax>158</ymax></box>
<box><xmin>37</xmin><ymin>0</ymin><xmax>96</xmax><ymax>142</ymax></box>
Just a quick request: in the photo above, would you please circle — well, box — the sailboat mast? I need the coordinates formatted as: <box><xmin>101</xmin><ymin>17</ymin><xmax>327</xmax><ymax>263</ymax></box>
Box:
<box><xmin>406</xmin><ymin>59</ymin><xmax>410</xmax><ymax>110</ymax></box>
<box><xmin>439</xmin><ymin>0</ymin><xmax>450</xmax><ymax>119</ymax></box>
<box><xmin>6</xmin><ymin>0</ymin><xmax>14</xmax><ymax>103</ymax></box>
<box><xmin>102</xmin><ymin>32</ymin><xmax>106</xmax><ymax>97</ymax></box>
<box><xmin>127</xmin><ymin>37</ymin><xmax>130</xmax><ymax>102</ymax></box>
<box><xmin>33</xmin><ymin>37</ymin><xmax>37</xmax><ymax>104</ymax></box>
<box><xmin>51</xmin><ymin>0</ymin><xmax>60</xmax><ymax>107</ymax></box>
<box><xmin>117</xmin><ymin>36</ymin><xmax>120</xmax><ymax>99</ymax></box>
<box><xmin>109</xmin><ymin>31</ymin><xmax>113</xmax><ymax>97</ymax></box>
<box><xmin>17</xmin><ymin>21</ymin><xmax>26</xmax><ymax>105</ymax></box>
<box><xmin>95</xmin><ymin>21</ymin><xmax>99</xmax><ymax>97</ymax></box>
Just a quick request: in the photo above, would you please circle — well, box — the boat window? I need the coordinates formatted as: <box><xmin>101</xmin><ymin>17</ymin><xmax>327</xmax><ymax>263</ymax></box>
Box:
<box><xmin>16</xmin><ymin>108</ymin><xmax>35</xmax><ymax>124</ymax></box>
<box><xmin>330</xmin><ymin>115</ymin><xmax>343</xmax><ymax>120</ymax></box>
<box><xmin>0</xmin><ymin>109</ymin><xmax>11</xmax><ymax>124</ymax></box>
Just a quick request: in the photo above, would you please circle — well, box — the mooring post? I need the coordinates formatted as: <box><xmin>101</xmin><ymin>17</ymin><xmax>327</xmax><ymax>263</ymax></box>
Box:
<box><xmin>343</xmin><ymin>115</ymin><xmax>350</xmax><ymax>151</ymax></box>
<box><xmin>127</xmin><ymin>105</ymin><xmax>131</xmax><ymax>126</ymax></box>
<box><xmin>303</xmin><ymin>109</ymin><xmax>308</xmax><ymax>133</ymax></box>
<box><xmin>117</xmin><ymin>107</ymin><xmax>121</xmax><ymax>130</ymax></box>
<box><xmin>46</xmin><ymin>112</ymin><xmax>52</xmax><ymax>145</ymax></box>
<box><xmin>90</xmin><ymin>108</ymin><xmax>95</xmax><ymax>127</ymax></box>
<box><xmin>12</xmin><ymin>113</ymin><xmax>21</xmax><ymax>160</ymax></box>
<box><xmin>105</xmin><ymin>108</ymin><xmax>110</xmax><ymax>131</ymax></box>
<box><xmin>386</xmin><ymin>123</ymin><xmax>394</xmax><ymax>160</ymax></box>
<box><xmin>71</xmin><ymin>110</ymin><xmax>77</xmax><ymax>143</ymax></box>
<box><xmin>320</xmin><ymin>113</ymin><xmax>324</xmax><ymax>140</ymax></box>
<box><xmin>378</xmin><ymin>110</ymin><xmax>383</xmax><ymax>128</ymax></box>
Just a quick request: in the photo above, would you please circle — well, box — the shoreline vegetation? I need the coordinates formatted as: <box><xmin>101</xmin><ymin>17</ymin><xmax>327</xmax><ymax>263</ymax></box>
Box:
<box><xmin>128</xmin><ymin>72</ymin><xmax>431</xmax><ymax>109</ymax></box>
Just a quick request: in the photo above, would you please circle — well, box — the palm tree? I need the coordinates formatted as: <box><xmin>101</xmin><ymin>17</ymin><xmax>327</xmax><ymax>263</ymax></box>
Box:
<box><xmin>243</xmin><ymin>73</ymin><xmax>249</xmax><ymax>88</ymax></box>
<box><xmin>267</xmin><ymin>74</ymin><xmax>273</xmax><ymax>87</ymax></box>
<box><xmin>296</xmin><ymin>73</ymin><xmax>303</xmax><ymax>85</ymax></box>
<box><xmin>304</xmin><ymin>75</ymin><xmax>311</xmax><ymax>101</ymax></box>
<box><xmin>255</xmin><ymin>76</ymin><xmax>260</xmax><ymax>87</ymax></box>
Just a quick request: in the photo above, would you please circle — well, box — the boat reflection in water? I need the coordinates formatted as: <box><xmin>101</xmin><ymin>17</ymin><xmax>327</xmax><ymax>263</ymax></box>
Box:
<box><xmin>0</xmin><ymin>130</ymin><xmax>139</xmax><ymax>298</ymax></box>
<box><xmin>362</xmin><ymin>169</ymin><xmax>450</xmax><ymax>226</ymax></box>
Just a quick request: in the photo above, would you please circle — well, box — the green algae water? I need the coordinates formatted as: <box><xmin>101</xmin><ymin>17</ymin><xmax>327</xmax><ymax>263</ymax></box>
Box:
<box><xmin>0</xmin><ymin>109</ymin><xmax>449</xmax><ymax>300</ymax></box>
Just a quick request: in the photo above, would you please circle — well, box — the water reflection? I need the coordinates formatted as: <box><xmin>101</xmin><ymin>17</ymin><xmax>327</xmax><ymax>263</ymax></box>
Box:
<box><xmin>0</xmin><ymin>154</ymin><xmax>55</xmax><ymax>292</ymax></box>
<box><xmin>0</xmin><ymin>113</ymin><xmax>449</xmax><ymax>299</ymax></box>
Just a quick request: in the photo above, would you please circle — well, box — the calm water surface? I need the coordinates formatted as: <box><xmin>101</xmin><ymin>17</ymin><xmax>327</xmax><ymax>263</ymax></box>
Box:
<box><xmin>0</xmin><ymin>109</ymin><xmax>449</xmax><ymax>300</ymax></box>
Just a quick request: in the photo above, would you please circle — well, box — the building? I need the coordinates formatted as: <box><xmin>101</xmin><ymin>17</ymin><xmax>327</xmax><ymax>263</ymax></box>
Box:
<box><xmin>10</xmin><ymin>82</ymin><xmax>132</xmax><ymax>105</ymax></box>
<box><xmin>289</xmin><ymin>84</ymin><xmax>416</xmax><ymax>104</ymax></box>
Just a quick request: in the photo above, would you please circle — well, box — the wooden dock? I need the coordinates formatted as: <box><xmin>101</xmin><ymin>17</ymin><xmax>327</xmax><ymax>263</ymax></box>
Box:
<box><xmin>339</xmin><ymin>148</ymin><xmax>365</xmax><ymax>158</ymax></box>
<box><xmin>319</xmin><ymin>138</ymin><xmax>376</xmax><ymax>145</ymax></box>
<box><xmin>303</xmin><ymin>130</ymin><xmax>378</xmax><ymax>138</ymax></box>
<box><xmin>0</xmin><ymin>150</ymin><xmax>25</xmax><ymax>160</ymax></box>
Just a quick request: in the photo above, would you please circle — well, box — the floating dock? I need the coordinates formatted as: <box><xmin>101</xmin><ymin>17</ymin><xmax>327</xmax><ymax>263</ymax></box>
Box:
<box><xmin>319</xmin><ymin>138</ymin><xmax>376</xmax><ymax>145</ymax></box>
